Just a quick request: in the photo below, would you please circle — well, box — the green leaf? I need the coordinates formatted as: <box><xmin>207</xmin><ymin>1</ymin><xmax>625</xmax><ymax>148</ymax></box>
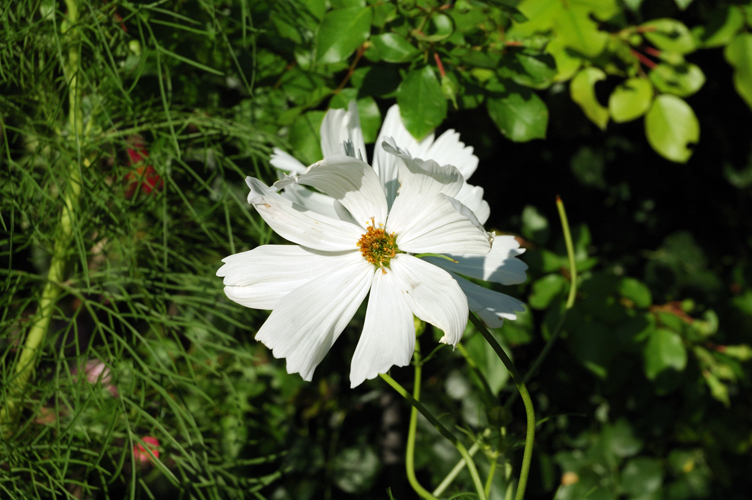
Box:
<box><xmin>557</xmin><ymin>6</ymin><xmax>609</xmax><ymax>57</ymax></box>
<box><xmin>370</xmin><ymin>33</ymin><xmax>420</xmax><ymax>63</ymax></box>
<box><xmin>621</xmin><ymin>458</ymin><xmax>664</xmax><ymax>497</ymax></box>
<box><xmin>644</xmin><ymin>328</ymin><xmax>687</xmax><ymax>380</ymax></box>
<box><xmin>601</xmin><ymin>418</ymin><xmax>643</xmax><ymax>458</ymax></box>
<box><xmin>289</xmin><ymin>111</ymin><xmax>325</xmax><ymax>165</ymax></box>
<box><xmin>397</xmin><ymin>66</ymin><xmax>447</xmax><ymax>140</ymax></box>
<box><xmin>641</xmin><ymin>18</ymin><xmax>696</xmax><ymax>55</ymax></box>
<box><xmin>645</xmin><ymin>95</ymin><xmax>699</xmax><ymax>164</ymax></box>
<box><xmin>487</xmin><ymin>83</ymin><xmax>548</xmax><ymax>141</ymax></box>
<box><xmin>546</xmin><ymin>38</ymin><xmax>581</xmax><ymax>81</ymax></box>
<box><xmin>571</xmin><ymin>67</ymin><xmax>609</xmax><ymax>130</ymax></box>
<box><xmin>673</xmin><ymin>0</ymin><xmax>693</xmax><ymax>11</ymax></box>
<box><xmin>414</xmin><ymin>13</ymin><xmax>454</xmax><ymax>42</ymax></box>
<box><xmin>354</xmin><ymin>97</ymin><xmax>381</xmax><ymax>144</ymax></box>
<box><xmin>649</xmin><ymin>63</ymin><xmax>705</xmax><ymax>98</ymax></box>
<box><xmin>529</xmin><ymin>274</ymin><xmax>567</xmax><ymax>310</ymax></box>
<box><xmin>694</xmin><ymin>6</ymin><xmax>745</xmax><ymax>48</ymax></box>
<box><xmin>498</xmin><ymin>50</ymin><xmax>557</xmax><ymax>89</ymax></box>
<box><xmin>316</xmin><ymin>7</ymin><xmax>372</xmax><ymax>64</ymax></box>
<box><xmin>725</xmin><ymin>33</ymin><xmax>752</xmax><ymax>110</ymax></box>
<box><xmin>608</xmin><ymin>77</ymin><xmax>653</xmax><ymax>123</ymax></box>
<box><xmin>521</xmin><ymin>204</ymin><xmax>550</xmax><ymax>244</ymax></box>
<box><xmin>618</xmin><ymin>277</ymin><xmax>652</xmax><ymax>308</ymax></box>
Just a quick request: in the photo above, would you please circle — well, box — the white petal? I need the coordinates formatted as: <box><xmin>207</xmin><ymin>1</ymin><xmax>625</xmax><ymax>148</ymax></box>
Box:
<box><xmin>388</xmin><ymin>192</ymin><xmax>491</xmax><ymax>255</ymax></box>
<box><xmin>217</xmin><ymin>245</ymin><xmax>350</xmax><ymax>310</ymax></box>
<box><xmin>270</xmin><ymin>148</ymin><xmax>307</xmax><ymax>174</ymax></box>
<box><xmin>246</xmin><ymin>177</ymin><xmax>362</xmax><ymax>251</ymax></box>
<box><xmin>427</xmin><ymin>235</ymin><xmax>528</xmax><ymax>285</ymax></box>
<box><xmin>320</xmin><ymin>102</ymin><xmax>367</xmax><ymax>161</ymax></box>
<box><xmin>349</xmin><ymin>269</ymin><xmax>415</xmax><ymax>387</ymax></box>
<box><xmin>256</xmin><ymin>252</ymin><xmax>375</xmax><ymax>381</ymax></box>
<box><xmin>454</xmin><ymin>182</ymin><xmax>490</xmax><ymax>225</ymax></box>
<box><xmin>423</xmin><ymin>129</ymin><xmax>479</xmax><ymax>181</ymax></box>
<box><xmin>390</xmin><ymin>254</ymin><xmax>468</xmax><ymax>346</ymax></box>
<box><xmin>279</xmin><ymin>182</ymin><xmax>340</xmax><ymax>219</ymax></box>
<box><xmin>448</xmin><ymin>271</ymin><xmax>526</xmax><ymax>326</ymax></box>
<box><xmin>372</xmin><ymin>105</ymin><xmax>434</xmax><ymax>207</ymax></box>
<box><xmin>274</xmin><ymin>154</ymin><xmax>388</xmax><ymax>228</ymax></box>
<box><xmin>382</xmin><ymin>137</ymin><xmax>464</xmax><ymax>199</ymax></box>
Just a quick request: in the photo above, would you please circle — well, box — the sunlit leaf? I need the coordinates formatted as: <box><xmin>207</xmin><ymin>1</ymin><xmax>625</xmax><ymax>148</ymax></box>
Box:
<box><xmin>316</xmin><ymin>7</ymin><xmax>372</xmax><ymax>64</ymax></box>
<box><xmin>397</xmin><ymin>65</ymin><xmax>447</xmax><ymax>140</ymax></box>
<box><xmin>571</xmin><ymin>67</ymin><xmax>609</xmax><ymax>130</ymax></box>
<box><xmin>609</xmin><ymin>77</ymin><xmax>653</xmax><ymax>123</ymax></box>
<box><xmin>645</xmin><ymin>95</ymin><xmax>699</xmax><ymax>163</ymax></box>
<box><xmin>725</xmin><ymin>33</ymin><xmax>752</xmax><ymax>110</ymax></box>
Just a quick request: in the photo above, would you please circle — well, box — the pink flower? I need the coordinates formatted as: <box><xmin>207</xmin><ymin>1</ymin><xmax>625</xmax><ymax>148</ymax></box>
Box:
<box><xmin>75</xmin><ymin>359</ymin><xmax>119</xmax><ymax>397</ymax></box>
<box><xmin>134</xmin><ymin>436</ymin><xmax>160</xmax><ymax>464</ymax></box>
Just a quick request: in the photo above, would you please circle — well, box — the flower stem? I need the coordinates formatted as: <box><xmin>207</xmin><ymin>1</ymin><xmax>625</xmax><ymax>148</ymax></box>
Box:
<box><xmin>1</xmin><ymin>0</ymin><xmax>84</xmax><ymax>438</ymax></box>
<box><xmin>380</xmin><ymin>372</ymin><xmax>487</xmax><ymax>500</ymax></box>
<box><xmin>469</xmin><ymin>314</ymin><xmax>534</xmax><ymax>500</ymax></box>
<box><xmin>432</xmin><ymin>441</ymin><xmax>480</xmax><ymax>497</ymax></box>
<box><xmin>505</xmin><ymin>196</ymin><xmax>579</xmax><ymax>409</ymax></box>
<box><xmin>405</xmin><ymin>345</ymin><xmax>438</xmax><ymax>500</ymax></box>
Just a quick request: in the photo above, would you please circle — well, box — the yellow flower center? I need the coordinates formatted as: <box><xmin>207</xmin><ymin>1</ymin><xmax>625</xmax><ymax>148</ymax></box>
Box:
<box><xmin>358</xmin><ymin>218</ymin><xmax>398</xmax><ymax>272</ymax></box>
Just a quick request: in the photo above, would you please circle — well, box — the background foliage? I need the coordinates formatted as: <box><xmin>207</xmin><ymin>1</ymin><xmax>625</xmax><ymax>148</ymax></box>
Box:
<box><xmin>2</xmin><ymin>0</ymin><xmax>752</xmax><ymax>498</ymax></box>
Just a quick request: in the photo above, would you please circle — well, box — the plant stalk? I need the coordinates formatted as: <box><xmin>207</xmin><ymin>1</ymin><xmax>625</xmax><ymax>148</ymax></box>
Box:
<box><xmin>1</xmin><ymin>0</ymin><xmax>84</xmax><ymax>438</ymax></box>
<box><xmin>469</xmin><ymin>314</ymin><xmax>535</xmax><ymax>500</ymax></box>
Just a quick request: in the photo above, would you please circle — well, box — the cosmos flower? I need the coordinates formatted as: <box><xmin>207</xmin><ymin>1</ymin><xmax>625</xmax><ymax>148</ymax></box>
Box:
<box><xmin>269</xmin><ymin>102</ymin><xmax>527</xmax><ymax>328</ymax></box>
<box><xmin>218</xmin><ymin>135</ymin><xmax>525</xmax><ymax>387</ymax></box>
<box><xmin>270</xmin><ymin>102</ymin><xmax>490</xmax><ymax>224</ymax></box>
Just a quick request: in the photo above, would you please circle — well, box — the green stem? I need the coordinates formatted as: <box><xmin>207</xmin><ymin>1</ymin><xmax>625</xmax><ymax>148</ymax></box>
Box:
<box><xmin>380</xmin><ymin>373</ymin><xmax>487</xmax><ymax>500</ymax></box>
<box><xmin>432</xmin><ymin>441</ymin><xmax>480</xmax><ymax>497</ymax></box>
<box><xmin>469</xmin><ymin>314</ymin><xmax>534</xmax><ymax>500</ymax></box>
<box><xmin>557</xmin><ymin>196</ymin><xmax>577</xmax><ymax>310</ymax></box>
<box><xmin>505</xmin><ymin>196</ymin><xmax>578</xmax><ymax>408</ymax></box>
<box><xmin>405</xmin><ymin>346</ymin><xmax>438</xmax><ymax>500</ymax></box>
<box><xmin>1</xmin><ymin>0</ymin><xmax>84</xmax><ymax>438</ymax></box>
<box><xmin>484</xmin><ymin>456</ymin><xmax>498</xmax><ymax>498</ymax></box>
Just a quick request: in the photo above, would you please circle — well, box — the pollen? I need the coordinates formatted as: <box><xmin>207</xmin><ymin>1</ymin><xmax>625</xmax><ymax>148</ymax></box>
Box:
<box><xmin>358</xmin><ymin>218</ymin><xmax>399</xmax><ymax>273</ymax></box>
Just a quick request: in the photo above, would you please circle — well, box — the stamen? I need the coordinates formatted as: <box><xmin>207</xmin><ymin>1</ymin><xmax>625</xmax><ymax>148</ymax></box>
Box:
<box><xmin>358</xmin><ymin>218</ymin><xmax>399</xmax><ymax>273</ymax></box>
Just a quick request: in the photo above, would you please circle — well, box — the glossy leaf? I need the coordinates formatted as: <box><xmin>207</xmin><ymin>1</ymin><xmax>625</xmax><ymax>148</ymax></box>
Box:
<box><xmin>725</xmin><ymin>33</ymin><xmax>752</xmax><ymax>110</ymax></box>
<box><xmin>571</xmin><ymin>67</ymin><xmax>609</xmax><ymax>130</ymax></box>
<box><xmin>645</xmin><ymin>95</ymin><xmax>699</xmax><ymax>164</ymax></box>
<box><xmin>649</xmin><ymin>63</ymin><xmax>705</xmax><ymax>98</ymax></box>
<box><xmin>316</xmin><ymin>7</ymin><xmax>372</xmax><ymax>64</ymax></box>
<box><xmin>370</xmin><ymin>33</ymin><xmax>419</xmax><ymax>63</ymax></box>
<box><xmin>487</xmin><ymin>83</ymin><xmax>548</xmax><ymax>141</ymax></box>
<box><xmin>644</xmin><ymin>328</ymin><xmax>688</xmax><ymax>379</ymax></box>
<box><xmin>609</xmin><ymin>77</ymin><xmax>653</xmax><ymax>123</ymax></box>
<box><xmin>289</xmin><ymin>111</ymin><xmax>325</xmax><ymax>165</ymax></box>
<box><xmin>642</xmin><ymin>18</ymin><xmax>696</xmax><ymax>54</ymax></box>
<box><xmin>396</xmin><ymin>65</ymin><xmax>447</xmax><ymax>140</ymax></box>
<box><xmin>499</xmin><ymin>50</ymin><xmax>557</xmax><ymax>89</ymax></box>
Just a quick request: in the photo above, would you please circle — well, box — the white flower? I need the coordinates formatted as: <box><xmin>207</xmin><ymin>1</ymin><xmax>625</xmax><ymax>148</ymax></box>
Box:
<box><xmin>270</xmin><ymin>102</ymin><xmax>527</xmax><ymax>328</ymax></box>
<box><xmin>218</xmin><ymin>136</ymin><xmax>526</xmax><ymax>387</ymax></box>
<box><xmin>270</xmin><ymin>102</ymin><xmax>490</xmax><ymax>224</ymax></box>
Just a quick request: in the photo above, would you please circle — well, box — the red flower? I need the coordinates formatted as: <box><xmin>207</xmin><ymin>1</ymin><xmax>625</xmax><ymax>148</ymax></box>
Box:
<box><xmin>134</xmin><ymin>436</ymin><xmax>160</xmax><ymax>464</ymax></box>
<box><xmin>124</xmin><ymin>135</ymin><xmax>163</xmax><ymax>198</ymax></box>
